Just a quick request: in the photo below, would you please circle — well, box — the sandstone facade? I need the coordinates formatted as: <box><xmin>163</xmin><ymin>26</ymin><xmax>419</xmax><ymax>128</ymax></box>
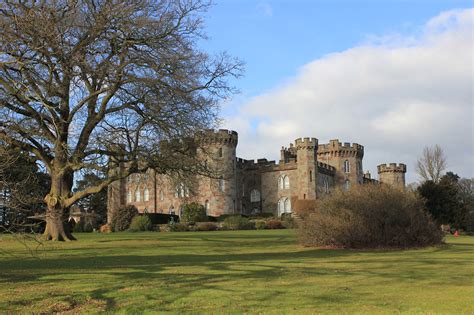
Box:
<box><xmin>107</xmin><ymin>129</ymin><xmax>406</xmax><ymax>220</ymax></box>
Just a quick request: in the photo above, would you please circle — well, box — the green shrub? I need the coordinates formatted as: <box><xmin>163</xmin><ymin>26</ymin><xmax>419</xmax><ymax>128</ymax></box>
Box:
<box><xmin>298</xmin><ymin>184</ymin><xmax>443</xmax><ymax>248</ymax></box>
<box><xmin>72</xmin><ymin>220</ymin><xmax>83</xmax><ymax>233</ymax></box>
<box><xmin>181</xmin><ymin>202</ymin><xmax>207</xmax><ymax>223</ymax></box>
<box><xmin>255</xmin><ymin>220</ymin><xmax>267</xmax><ymax>230</ymax></box>
<box><xmin>169</xmin><ymin>222</ymin><xmax>189</xmax><ymax>232</ymax></box>
<box><xmin>266</xmin><ymin>219</ymin><xmax>283</xmax><ymax>229</ymax></box>
<box><xmin>281</xmin><ymin>214</ymin><xmax>298</xmax><ymax>229</ymax></box>
<box><xmin>129</xmin><ymin>215</ymin><xmax>153</xmax><ymax>232</ymax></box>
<box><xmin>195</xmin><ymin>222</ymin><xmax>218</xmax><ymax>231</ymax></box>
<box><xmin>111</xmin><ymin>205</ymin><xmax>138</xmax><ymax>232</ymax></box>
<box><xmin>83</xmin><ymin>221</ymin><xmax>94</xmax><ymax>233</ymax></box>
<box><xmin>222</xmin><ymin>215</ymin><xmax>254</xmax><ymax>230</ymax></box>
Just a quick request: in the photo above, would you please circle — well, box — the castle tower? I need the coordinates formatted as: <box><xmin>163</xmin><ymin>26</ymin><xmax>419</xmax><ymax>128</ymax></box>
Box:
<box><xmin>377</xmin><ymin>163</ymin><xmax>406</xmax><ymax>189</ymax></box>
<box><xmin>317</xmin><ymin>140</ymin><xmax>364</xmax><ymax>188</ymax></box>
<box><xmin>197</xmin><ymin>129</ymin><xmax>238</xmax><ymax>216</ymax></box>
<box><xmin>295</xmin><ymin>137</ymin><xmax>318</xmax><ymax>200</ymax></box>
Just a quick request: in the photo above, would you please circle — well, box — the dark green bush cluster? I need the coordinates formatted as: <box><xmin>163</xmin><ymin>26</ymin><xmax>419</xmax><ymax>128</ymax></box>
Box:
<box><xmin>254</xmin><ymin>220</ymin><xmax>267</xmax><ymax>230</ymax></box>
<box><xmin>111</xmin><ymin>205</ymin><xmax>138</xmax><ymax>232</ymax></box>
<box><xmin>298</xmin><ymin>184</ymin><xmax>443</xmax><ymax>248</ymax></box>
<box><xmin>222</xmin><ymin>215</ymin><xmax>255</xmax><ymax>230</ymax></box>
<box><xmin>195</xmin><ymin>222</ymin><xmax>218</xmax><ymax>231</ymax></box>
<box><xmin>129</xmin><ymin>215</ymin><xmax>153</xmax><ymax>232</ymax></box>
<box><xmin>181</xmin><ymin>202</ymin><xmax>207</xmax><ymax>223</ymax></box>
<box><xmin>72</xmin><ymin>219</ymin><xmax>94</xmax><ymax>233</ymax></box>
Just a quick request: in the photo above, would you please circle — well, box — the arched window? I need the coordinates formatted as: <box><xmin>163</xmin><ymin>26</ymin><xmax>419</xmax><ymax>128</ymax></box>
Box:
<box><xmin>144</xmin><ymin>188</ymin><xmax>150</xmax><ymax>202</ymax></box>
<box><xmin>278</xmin><ymin>198</ymin><xmax>285</xmax><ymax>216</ymax></box>
<box><xmin>284</xmin><ymin>198</ymin><xmax>292</xmax><ymax>213</ymax></box>
<box><xmin>279</xmin><ymin>175</ymin><xmax>290</xmax><ymax>190</ymax></box>
<box><xmin>344</xmin><ymin>160</ymin><xmax>350</xmax><ymax>173</ymax></box>
<box><xmin>127</xmin><ymin>190</ymin><xmax>132</xmax><ymax>203</ymax></box>
<box><xmin>205</xmin><ymin>200</ymin><xmax>210</xmax><ymax>214</ymax></box>
<box><xmin>135</xmin><ymin>189</ymin><xmax>141</xmax><ymax>202</ymax></box>
<box><xmin>250</xmin><ymin>189</ymin><xmax>261</xmax><ymax>202</ymax></box>
<box><xmin>219</xmin><ymin>177</ymin><xmax>225</xmax><ymax>192</ymax></box>
<box><xmin>344</xmin><ymin>180</ymin><xmax>351</xmax><ymax>191</ymax></box>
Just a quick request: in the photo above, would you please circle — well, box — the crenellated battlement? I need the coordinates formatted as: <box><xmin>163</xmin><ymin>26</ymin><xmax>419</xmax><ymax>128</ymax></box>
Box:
<box><xmin>295</xmin><ymin>137</ymin><xmax>318</xmax><ymax>149</ymax></box>
<box><xmin>317</xmin><ymin>162</ymin><xmax>336</xmax><ymax>173</ymax></box>
<box><xmin>377</xmin><ymin>163</ymin><xmax>407</xmax><ymax>173</ymax></box>
<box><xmin>236</xmin><ymin>157</ymin><xmax>277</xmax><ymax>170</ymax></box>
<box><xmin>197</xmin><ymin>129</ymin><xmax>238</xmax><ymax>145</ymax></box>
<box><xmin>317</xmin><ymin>139</ymin><xmax>364</xmax><ymax>158</ymax></box>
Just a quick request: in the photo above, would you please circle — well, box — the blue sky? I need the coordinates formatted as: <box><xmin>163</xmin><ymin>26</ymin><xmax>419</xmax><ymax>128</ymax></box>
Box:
<box><xmin>199</xmin><ymin>1</ymin><xmax>474</xmax><ymax>182</ymax></box>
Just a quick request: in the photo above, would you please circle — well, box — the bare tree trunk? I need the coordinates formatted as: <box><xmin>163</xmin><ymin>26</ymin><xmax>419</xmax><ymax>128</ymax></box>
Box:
<box><xmin>43</xmin><ymin>172</ymin><xmax>76</xmax><ymax>241</ymax></box>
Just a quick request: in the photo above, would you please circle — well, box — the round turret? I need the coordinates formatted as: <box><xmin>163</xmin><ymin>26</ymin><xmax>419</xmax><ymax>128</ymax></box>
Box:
<box><xmin>377</xmin><ymin>163</ymin><xmax>407</xmax><ymax>189</ymax></box>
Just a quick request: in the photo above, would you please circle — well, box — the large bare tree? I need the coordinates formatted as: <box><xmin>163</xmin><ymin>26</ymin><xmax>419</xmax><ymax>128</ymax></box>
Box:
<box><xmin>0</xmin><ymin>0</ymin><xmax>242</xmax><ymax>241</ymax></box>
<box><xmin>416</xmin><ymin>144</ymin><xmax>447</xmax><ymax>183</ymax></box>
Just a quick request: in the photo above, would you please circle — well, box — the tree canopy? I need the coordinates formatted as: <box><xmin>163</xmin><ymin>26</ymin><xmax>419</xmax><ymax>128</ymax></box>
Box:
<box><xmin>0</xmin><ymin>0</ymin><xmax>242</xmax><ymax>240</ymax></box>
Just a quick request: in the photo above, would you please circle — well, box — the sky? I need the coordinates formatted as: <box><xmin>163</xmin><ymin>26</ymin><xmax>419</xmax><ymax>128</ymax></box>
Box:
<box><xmin>200</xmin><ymin>0</ymin><xmax>474</xmax><ymax>183</ymax></box>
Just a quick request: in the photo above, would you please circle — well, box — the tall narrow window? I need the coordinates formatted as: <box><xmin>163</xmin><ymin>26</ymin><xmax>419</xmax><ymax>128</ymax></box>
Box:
<box><xmin>219</xmin><ymin>177</ymin><xmax>225</xmax><ymax>192</ymax></box>
<box><xmin>278</xmin><ymin>198</ymin><xmax>285</xmax><ymax>216</ymax></box>
<box><xmin>284</xmin><ymin>175</ymin><xmax>290</xmax><ymax>189</ymax></box>
<box><xmin>205</xmin><ymin>200</ymin><xmax>210</xmax><ymax>214</ymax></box>
<box><xmin>279</xmin><ymin>176</ymin><xmax>284</xmax><ymax>190</ymax></box>
<box><xmin>160</xmin><ymin>190</ymin><xmax>164</xmax><ymax>201</ymax></box>
<box><xmin>344</xmin><ymin>180</ymin><xmax>350</xmax><ymax>191</ymax></box>
<box><xmin>324</xmin><ymin>178</ymin><xmax>330</xmax><ymax>193</ymax></box>
<box><xmin>135</xmin><ymin>189</ymin><xmax>141</xmax><ymax>202</ymax></box>
<box><xmin>284</xmin><ymin>198</ymin><xmax>292</xmax><ymax>213</ymax></box>
<box><xmin>218</xmin><ymin>147</ymin><xmax>223</xmax><ymax>158</ymax></box>
<box><xmin>309</xmin><ymin>170</ymin><xmax>313</xmax><ymax>182</ymax></box>
<box><xmin>144</xmin><ymin>188</ymin><xmax>150</xmax><ymax>202</ymax></box>
<box><xmin>344</xmin><ymin>160</ymin><xmax>350</xmax><ymax>173</ymax></box>
<box><xmin>127</xmin><ymin>190</ymin><xmax>132</xmax><ymax>203</ymax></box>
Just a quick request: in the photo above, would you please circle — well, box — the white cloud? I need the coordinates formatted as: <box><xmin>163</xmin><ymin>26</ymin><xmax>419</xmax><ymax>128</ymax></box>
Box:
<box><xmin>224</xmin><ymin>8</ymin><xmax>474</xmax><ymax>183</ymax></box>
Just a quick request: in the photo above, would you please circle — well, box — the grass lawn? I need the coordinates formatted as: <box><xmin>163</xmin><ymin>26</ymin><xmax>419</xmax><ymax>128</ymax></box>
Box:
<box><xmin>0</xmin><ymin>230</ymin><xmax>473</xmax><ymax>314</ymax></box>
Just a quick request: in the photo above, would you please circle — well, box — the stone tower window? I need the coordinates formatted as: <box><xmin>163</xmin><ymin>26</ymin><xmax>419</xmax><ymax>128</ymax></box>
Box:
<box><xmin>135</xmin><ymin>189</ymin><xmax>141</xmax><ymax>202</ymax></box>
<box><xmin>279</xmin><ymin>175</ymin><xmax>290</xmax><ymax>190</ymax></box>
<box><xmin>250</xmin><ymin>189</ymin><xmax>261</xmax><ymax>202</ymax></box>
<box><xmin>219</xmin><ymin>177</ymin><xmax>225</xmax><ymax>192</ymax></box>
<box><xmin>309</xmin><ymin>170</ymin><xmax>313</xmax><ymax>182</ymax></box>
<box><xmin>278</xmin><ymin>197</ymin><xmax>292</xmax><ymax>216</ymax></box>
<box><xmin>144</xmin><ymin>188</ymin><xmax>150</xmax><ymax>202</ymax></box>
<box><xmin>160</xmin><ymin>190</ymin><xmax>164</xmax><ymax>201</ymax></box>
<box><xmin>344</xmin><ymin>160</ymin><xmax>350</xmax><ymax>173</ymax></box>
<box><xmin>218</xmin><ymin>147</ymin><xmax>223</xmax><ymax>158</ymax></box>
<box><xmin>127</xmin><ymin>190</ymin><xmax>132</xmax><ymax>203</ymax></box>
<box><xmin>324</xmin><ymin>178</ymin><xmax>330</xmax><ymax>193</ymax></box>
<box><xmin>205</xmin><ymin>200</ymin><xmax>210</xmax><ymax>214</ymax></box>
<box><xmin>344</xmin><ymin>180</ymin><xmax>350</xmax><ymax>191</ymax></box>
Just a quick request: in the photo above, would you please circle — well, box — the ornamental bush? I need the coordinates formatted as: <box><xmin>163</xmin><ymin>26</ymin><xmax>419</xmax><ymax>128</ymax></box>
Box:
<box><xmin>222</xmin><ymin>215</ymin><xmax>254</xmax><ymax>230</ymax></box>
<box><xmin>111</xmin><ymin>205</ymin><xmax>138</xmax><ymax>232</ymax></box>
<box><xmin>254</xmin><ymin>220</ymin><xmax>267</xmax><ymax>230</ymax></box>
<box><xmin>181</xmin><ymin>202</ymin><xmax>207</xmax><ymax>223</ymax></box>
<box><xmin>298</xmin><ymin>184</ymin><xmax>443</xmax><ymax>248</ymax></box>
<box><xmin>195</xmin><ymin>222</ymin><xmax>218</xmax><ymax>231</ymax></box>
<box><xmin>266</xmin><ymin>219</ymin><xmax>283</xmax><ymax>229</ymax></box>
<box><xmin>129</xmin><ymin>215</ymin><xmax>153</xmax><ymax>232</ymax></box>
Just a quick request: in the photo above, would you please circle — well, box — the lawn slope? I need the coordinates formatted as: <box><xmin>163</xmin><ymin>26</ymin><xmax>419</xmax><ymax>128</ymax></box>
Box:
<box><xmin>0</xmin><ymin>230</ymin><xmax>473</xmax><ymax>313</ymax></box>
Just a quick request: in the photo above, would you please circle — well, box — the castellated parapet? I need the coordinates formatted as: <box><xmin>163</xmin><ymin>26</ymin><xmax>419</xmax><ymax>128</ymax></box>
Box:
<box><xmin>377</xmin><ymin>163</ymin><xmax>406</xmax><ymax>189</ymax></box>
<box><xmin>197</xmin><ymin>129</ymin><xmax>238</xmax><ymax>145</ymax></box>
<box><xmin>295</xmin><ymin>137</ymin><xmax>318</xmax><ymax>150</ymax></box>
<box><xmin>317</xmin><ymin>139</ymin><xmax>364</xmax><ymax>157</ymax></box>
<box><xmin>377</xmin><ymin>163</ymin><xmax>407</xmax><ymax>173</ymax></box>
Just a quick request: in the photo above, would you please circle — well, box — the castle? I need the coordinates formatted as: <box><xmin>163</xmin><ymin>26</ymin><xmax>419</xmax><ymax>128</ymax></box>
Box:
<box><xmin>107</xmin><ymin>129</ymin><xmax>406</xmax><ymax>219</ymax></box>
